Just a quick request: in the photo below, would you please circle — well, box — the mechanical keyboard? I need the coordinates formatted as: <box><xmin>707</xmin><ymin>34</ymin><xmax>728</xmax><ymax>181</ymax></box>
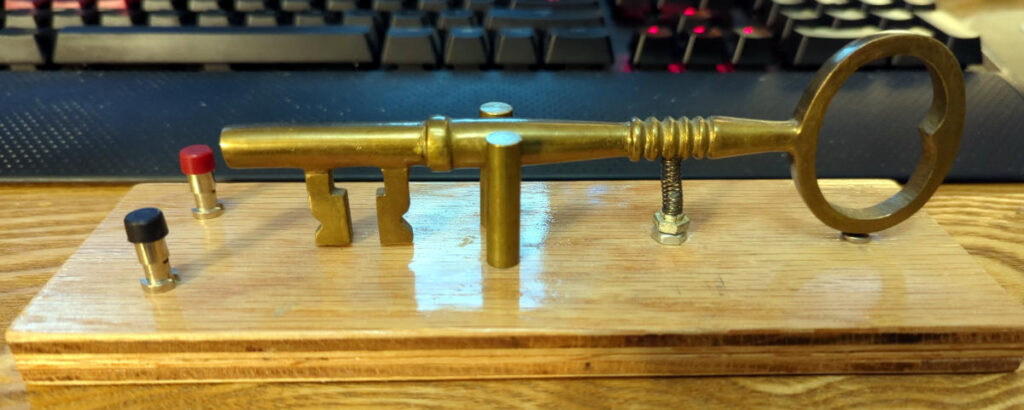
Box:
<box><xmin>0</xmin><ymin>0</ymin><xmax>1022</xmax><ymax>181</ymax></box>
<box><xmin>0</xmin><ymin>0</ymin><xmax>984</xmax><ymax>68</ymax></box>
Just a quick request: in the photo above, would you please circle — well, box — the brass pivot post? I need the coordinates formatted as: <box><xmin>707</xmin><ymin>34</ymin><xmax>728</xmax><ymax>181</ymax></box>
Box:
<box><xmin>124</xmin><ymin>208</ymin><xmax>180</xmax><ymax>294</ymax></box>
<box><xmin>485</xmin><ymin>131</ymin><xmax>522</xmax><ymax>268</ymax></box>
<box><xmin>652</xmin><ymin>158</ymin><xmax>690</xmax><ymax>245</ymax></box>
<box><xmin>479</xmin><ymin>101</ymin><xmax>514</xmax><ymax>227</ymax></box>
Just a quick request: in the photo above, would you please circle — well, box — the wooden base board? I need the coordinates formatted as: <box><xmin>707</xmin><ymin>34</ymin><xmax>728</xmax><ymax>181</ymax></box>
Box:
<box><xmin>7</xmin><ymin>180</ymin><xmax>1024</xmax><ymax>385</ymax></box>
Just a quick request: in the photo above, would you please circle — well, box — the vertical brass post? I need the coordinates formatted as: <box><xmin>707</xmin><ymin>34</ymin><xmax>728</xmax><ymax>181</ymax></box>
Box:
<box><xmin>479</xmin><ymin>102</ymin><xmax>514</xmax><ymax>227</ymax></box>
<box><xmin>485</xmin><ymin>131</ymin><xmax>522</xmax><ymax>268</ymax></box>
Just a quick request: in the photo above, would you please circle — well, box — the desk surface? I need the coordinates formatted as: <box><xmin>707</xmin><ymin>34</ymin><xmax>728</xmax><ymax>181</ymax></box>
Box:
<box><xmin>1</xmin><ymin>183</ymin><xmax>1022</xmax><ymax>408</ymax></box>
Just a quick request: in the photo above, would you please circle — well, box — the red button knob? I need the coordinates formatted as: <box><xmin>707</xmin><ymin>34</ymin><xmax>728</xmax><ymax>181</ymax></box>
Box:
<box><xmin>179</xmin><ymin>144</ymin><xmax>216</xmax><ymax>175</ymax></box>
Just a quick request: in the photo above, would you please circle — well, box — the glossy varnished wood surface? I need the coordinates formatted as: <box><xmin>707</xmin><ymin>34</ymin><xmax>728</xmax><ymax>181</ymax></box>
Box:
<box><xmin>1</xmin><ymin>182</ymin><xmax>1023</xmax><ymax>407</ymax></box>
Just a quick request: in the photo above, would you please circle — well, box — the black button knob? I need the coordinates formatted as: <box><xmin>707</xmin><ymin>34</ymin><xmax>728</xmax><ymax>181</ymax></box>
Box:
<box><xmin>124</xmin><ymin>208</ymin><xmax>169</xmax><ymax>244</ymax></box>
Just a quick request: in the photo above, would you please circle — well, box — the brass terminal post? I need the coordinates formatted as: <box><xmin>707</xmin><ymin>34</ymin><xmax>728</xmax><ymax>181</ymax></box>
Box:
<box><xmin>180</xmin><ymin>144</ymin><xmax>225</xmax><ymax>219</ymax></box>
<box><xmin>124</xmin><ymin>208</ymin><xmax>180</xmax><ymax>293</ymax></box>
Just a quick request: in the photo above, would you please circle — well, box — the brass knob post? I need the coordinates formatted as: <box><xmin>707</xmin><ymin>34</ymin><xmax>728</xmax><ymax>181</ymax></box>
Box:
<box><xmin>485</xmin><ymin>131</ymin><xmax>522</xmax><ymax>268</ymax></box>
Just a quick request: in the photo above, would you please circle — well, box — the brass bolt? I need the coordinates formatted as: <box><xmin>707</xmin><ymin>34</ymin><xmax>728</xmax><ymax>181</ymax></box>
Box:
<box><xmin>652</xmin><ymin>158</ymin><xmax>690</xmax><ymax>245</ymax></box>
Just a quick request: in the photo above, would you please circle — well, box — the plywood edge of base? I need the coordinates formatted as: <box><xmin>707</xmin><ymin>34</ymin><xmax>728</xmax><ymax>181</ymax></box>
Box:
<box><xmin>11</xmin><ymin>348</ymin><xmax>1023</xmax><ymax>385</ymax></box>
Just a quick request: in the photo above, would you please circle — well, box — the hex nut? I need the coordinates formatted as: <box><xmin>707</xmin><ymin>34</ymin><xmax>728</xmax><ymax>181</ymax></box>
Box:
<box><xmin>651</xmin><ymin>227</ymin><xmax>688</xmax><ymax>245</ymax></box>
<box><xmin>653</xmin><ymin>211</ymin><xmax>690</xmax><ymax>235</ymax></box>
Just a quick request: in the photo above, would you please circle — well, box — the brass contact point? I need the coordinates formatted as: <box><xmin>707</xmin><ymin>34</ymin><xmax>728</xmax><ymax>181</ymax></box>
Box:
<box><xmin>479</xmin><ymin>102</ymin><xmax>514</xmax><ymax>118</ymax></box>
<box><xmin>841</xmin><ymin>232</ymin><xmax>872</xmax><ymax>244</ymax></box>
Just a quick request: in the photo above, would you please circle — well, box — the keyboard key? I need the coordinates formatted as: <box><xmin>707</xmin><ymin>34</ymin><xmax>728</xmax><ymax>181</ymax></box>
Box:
<box><xmin>789</xmin><ymin>25</ymin><xmax>878</xmax><ymax>66</ymax></box>
<box><xmin>444</xmin><ymin>26</ymin><xmax>487</xmax><ymax>66</ymax></box>
<box><xmin>53</xmin><ymin>26</ymin><xmax>376</xmax><ymax>63</ymax></box>
<box><xmin>390</xmin><ymin>9</ymin><xmax>425</xmax><ymax>27</ymax></box>
<box><xmin>731</xmin><ymin>25</ymin><xmax>773</xmax><ymax>66</ymax></box>
<box><xmin>613</xmin><ymin>0</ymin><xmax>650</xmax><ymax>20</ymax></box>
<box><xmin>437</xmin><ymin>9</ymin><xmax>474</xmax><ymax>29</ymax></box>
<box><xmin>4</xmin><ymin>11</ymin><xmax>43</xmax><ymax>28</ymax></box>
<box><xmin>141</xmin><ymin>0</ymin><xmax>184</xmax><ymax>10</ymax></box>
<box><xmin>280</xmin><ymin>0</ymin><xmax>312</xmax><ymax>11</ymax></box>
<box><xmin>510</xmin><ymin>0</ymin><xmax>600</xmax><ymax>10</ymax></box>
<box><xmin>3</xmin><ymin>0</ymin><xmax>40</xmax><ymax>10</ymax></box>
<box><xmin>656</xmin><ymin>0</ymin><xmax>695</xmax><ymax>17</ymax></box>
<box><xmin>914</xmin><ymin>9</ymin><xmax>981</xmax><ymax>66</ymax></box>
<box><xmin>381</xmin><ymin>27</ymin><xmax>438</xmax><ymax>65</ymax></box>
<box><xmin>543</xmin><ymin>26</ymin><xmax>611</xmax><ymax>65</ymax></box>
<box><xmin>812</xmin><ymin>0</ymin><xmax>848</xmax><ymax>13</ymax></box>
<box><xmin>325</xmin><ymin>0</ymin><xmax>358</xmax><ymax>10</ymax></box>
<box><xmin>187</xmin><ymin>0</ymin><xmax>219</xmax><ymax>11</ymax></box>
<box><xmin>233</xmin><ymin>0</ymin><xmax>265</xmax><ymax>10</ymax></box>
<box><xmin>294</xmin><ymin>11</ymin><xmax>326</xmax><ymax>25</ymax></box>
<box><xmin>631</xmin><ymin>25</ymin><xmax>676</xmax><ymax>67</ymax></box>
<box><xmin>99</xmin><ymin>9</ymin><xmax>135</xmax><ymax>25</ymax></box>
<box><xmin>764</xmin><ymin>0</ymin><xmax>804</xmax><ymax>27</ymax></box>
<box><xmin>463</xmin><ymin>0</ymin><xmax>495</xmax><ymax>13</ymax></box>
<box><xmin>777</xmin><ymin>8</ymin><xmax>819</xmax><ymax>39</ymax></box>
<box><xmin>95</xmin><ymin>0</ymin><xmax>131</xmax><ymax>10</ymax></box>
<box><xmin>826</xmin><ymin>7</ymin><xmax>866</xmax><ymax>28</ymax></box>
<box><xmin>901</xmin><ymin>0</ymin><xmax>933</xmax><ymax>11</ymax></box>
<box><xmin>416</xmin><ymin>0</ymin><xmax>446</xmax><ymax>12</ymax></box>
<box><xmin>147</xmin><ymin>10</ymin><xmax>189</xmax><ymax>25</ymax></box>
<box><xmin>856</xmin><ymin>0</ymin><xmax>890</xmax><ymax>11</ymax></box>
<box><xmin>196</xmin><ymin>10</ymin><xmax>230</xmax><ymax>25</ymax></box>
<box><xmin>484</xmin><ymin>8</ymin><xmax>603</xmax><ymax>30</ymax></box>
<box><xmin>51</xmin><ymin>0</ymin><xmax>81</xmax><ymax>10</ymax></box>
<box><xmin>52</xmin><ymin>9</ymin><xmax>93</xmax><ymax>27</ymax></box>
<box><xmin>372</xmin><ymin>0</ymin><xmax>403</xmax><ymax>11</ymax></box>
<box><xmin>681</xmin><ymin>24</ymin><xmax>725</xmax><ymax>66</ymax></box>
<box><xmin>494</xmin><ymin>26</ymin><xmax>536</xmax><ymax>65</ymax></box>
<box><xmin>869</xmin><ymin>7</ymin><xmax>911</xmax><ymax>29</ymax></box>
<box><xmin>0</xmin><ymin>29</ymin><xmax>46</xmax><ymax>64</ymax></box>
<box><xmin>342</xmin><ymin>9</ymin><xmax>379</xmax><ymax>31</ymax></box>
<box><xmin>672</xmin><ymin>7</ymin><xmax>710</xmax><ymax>31</ymax></box>
<box><xmin>245</xmin><ymin>10</ymin><xmax>277</xmax><ymax>25</ymax></box>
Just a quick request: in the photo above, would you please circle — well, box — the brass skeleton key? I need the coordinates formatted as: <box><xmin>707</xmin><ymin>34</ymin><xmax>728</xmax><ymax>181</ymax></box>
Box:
<box><xmin>220</xmin><ymin>33</ymin><xmax>965</xmax><ymax>266</ymax></box>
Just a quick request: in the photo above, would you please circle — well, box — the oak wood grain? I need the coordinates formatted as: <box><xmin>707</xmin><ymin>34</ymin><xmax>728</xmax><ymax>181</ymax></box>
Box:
<box><xmin>1</xmin><ymin>182</ymin><xmax>1023</xmax><ymax>408</ymax></box>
